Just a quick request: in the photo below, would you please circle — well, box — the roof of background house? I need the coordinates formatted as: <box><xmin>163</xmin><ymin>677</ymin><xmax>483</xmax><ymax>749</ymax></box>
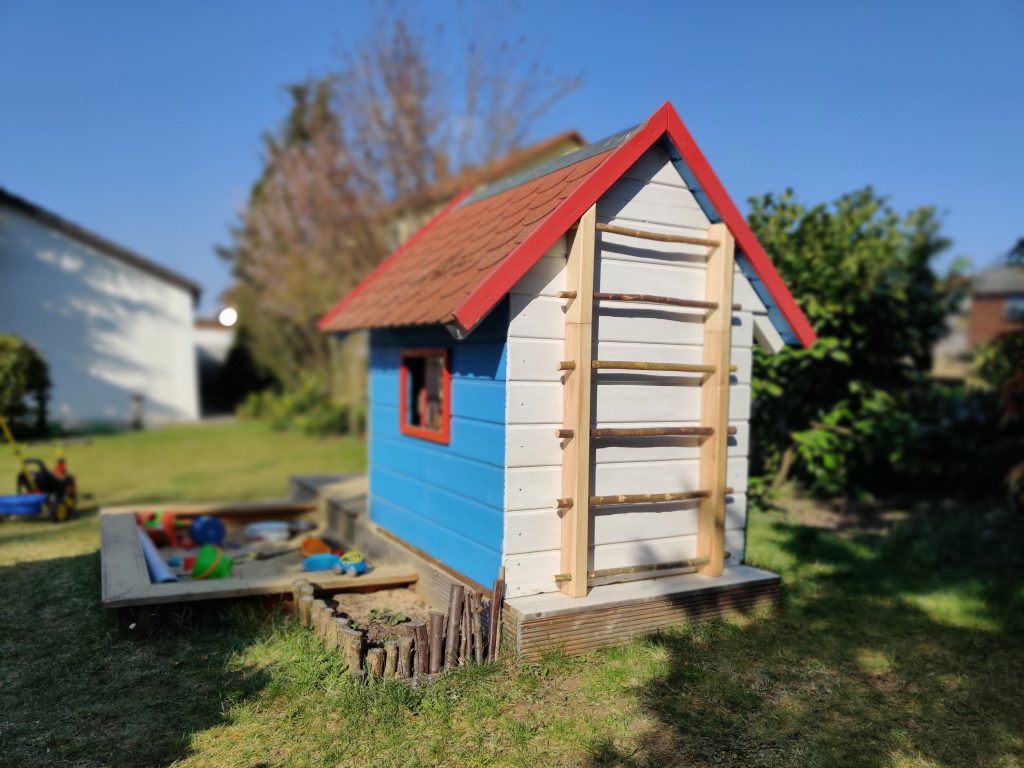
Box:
<box><xmin>319</xmin><ymin>102</ymin><xmax>815</xmax><ymax>348</ymax></box>
<box><xmin>972</xmin><ymin>264</ymin><xmax>1024</xmax><ymax>295</ymax></box>
<box><xmin>0</xmin><ymin>187</ymin><xmax>202</xmax><ymax>299</ymax></box>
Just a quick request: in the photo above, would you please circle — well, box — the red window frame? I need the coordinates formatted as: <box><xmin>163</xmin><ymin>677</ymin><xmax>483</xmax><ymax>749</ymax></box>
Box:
<box><xmin>398</xmin><ymin>348</ymin><xmax>451</xmax><ymax>444</ymax></box>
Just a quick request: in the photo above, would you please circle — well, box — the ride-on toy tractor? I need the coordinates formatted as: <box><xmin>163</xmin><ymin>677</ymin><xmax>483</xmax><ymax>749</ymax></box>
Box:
<box><xmin>0</xmin><ymin>414</ymin><xmax>77</xmax><ymax>523</ymax></box>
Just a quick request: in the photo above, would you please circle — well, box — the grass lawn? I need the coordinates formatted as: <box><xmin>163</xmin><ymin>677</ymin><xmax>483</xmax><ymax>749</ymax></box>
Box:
<box><xmin>1</xmin><ymin>421</ymin><xmax>1022</xmax><ymax>767</ymax></box>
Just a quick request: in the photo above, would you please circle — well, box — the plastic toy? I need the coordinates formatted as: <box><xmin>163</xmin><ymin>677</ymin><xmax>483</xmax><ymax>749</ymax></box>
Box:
<box><xmin>191</xmin><ymin>544</ymin><xmax>233</xmax><ymax>580</ymax></box>
<box><xmin>188</xmin><ymin>515</ymin><xmax>226</xmax><ymax>546</ymax></box>
<box><xmin>302</xmin><ymin>552</ymin><xmax>341</xmax><ymax>572</ymax></box>
<box><xmin>300</xmin><ymin>536</ymin><xmax>333</xmax><ymax>556</ymax></box>
<box><xmin>0</xmin><ymin>414</ymin><xmax>77</xmax><ymax>523</ymax></box>
<box><xmin>333</xmin><ymin>550</ymin><xmax>367</xmax><ymax>576</ymax></box>
<box><xmin>244</xmin><ymin>520</ymin><xmax>290</xmax><ymax>542</ymax></box>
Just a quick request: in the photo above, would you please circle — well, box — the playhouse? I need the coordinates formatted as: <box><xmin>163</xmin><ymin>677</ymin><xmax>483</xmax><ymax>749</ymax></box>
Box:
<box><xmin>318</xmin><ymin>102</ymin><xmax>814</xmax><ymax>654</ymax></box>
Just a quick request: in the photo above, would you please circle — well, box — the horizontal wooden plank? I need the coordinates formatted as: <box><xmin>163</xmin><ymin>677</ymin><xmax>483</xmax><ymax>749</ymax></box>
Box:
<box><xmin>504</xmin><ymin>494</ymin><xmax>747</xmax><ymax>556</ymax></box>
<box><xmin>508</xmin><ymin>457</ymin><xmax>748</xmax><ymax>511</ymax></box>
<box><xmin>597</xmin><ymin>190</ymin><xmax>709</xmax><ymax>231</ymax></box>
<box><xmin>621</xmin><ymin>144</ymin><xmax>688</xmax><ymax>188</ymax></box>
<box><xmin>502</xmin><ymin>528</ymin><xmax>746</xmax><ymax>598</ymax></box>
<box><xmin>509</xmin><ymin>294</ymin><xmax>754</xmax><ymax>347</ymax></box>
<box><xmin>509</xmin><ymin>253</ymin><xmax>567</xmax><ymax>298</ymax></box>
<box><xmin>507</xmin><ymin>337</ymin><xmax>752</xmax><ymax>385</ymax></box>
<box><xmin>506</xmin><ymin>419</ymin><xmax>749</xmax><ymax>469</ymax></box>
<box><xmin>506</xmin><ymin>380</ymin><xmax>751</xmax><ymax>425</ymax></box>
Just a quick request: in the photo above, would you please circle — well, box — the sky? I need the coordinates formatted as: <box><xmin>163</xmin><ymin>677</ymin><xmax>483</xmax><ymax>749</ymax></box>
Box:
<box><xmin>1</xmin><ymin>1</ymin><xmax>1022</xmax><ymax>313</ymax></box>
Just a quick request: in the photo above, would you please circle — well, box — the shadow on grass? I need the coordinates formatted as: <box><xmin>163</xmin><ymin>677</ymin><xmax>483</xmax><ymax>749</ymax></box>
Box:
<box><xmin>587</xmin><ymin>501</ymin><xmax>1024</xmax><ymax>768</ymax></box>
<box><xmin>0</xmin><ymin>547</ymin><xmax>276</xmax><ymax>768</ymax></box>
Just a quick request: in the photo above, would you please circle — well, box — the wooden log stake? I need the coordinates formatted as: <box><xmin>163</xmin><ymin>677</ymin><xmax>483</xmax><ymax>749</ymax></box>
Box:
<box><xmin>487</xmin><ymin>574</ymin><xmax>505</xmax><ymax>660</ymax></box>
<box><xmin>340</xmin><ymin>627</ymin><xmax>363</xmax><ymax>676</ymax></box>
<box><xmin>471</xmin><ymin>592</ymin><xmax>484</xmax><ymax>664</ymax></box>
<box><xmin>383</xmin><ymin>639</ymin><xmax>399</xmax><ymax>678</ymax></box>
<box><xmin>398</xmin><ymin>636</ymin><xmax>413</xmax><ymax>679</ymax></box>
<box><xmin>493</xmin><ymin>574</ymin><xmax>506</xmax><ymax>656</ymax></box>
<box><xmin>428</xmin><ymin>611</ymin><xmax>444</xmax><ymax>673</ymax></box>
<box><xmin>350</xmin><ymin>669</ymin><xmax>367</xmax><ymax>685</ymax></box>
<box><xmin>311</xmin><ymin>599</ymin><xmax>327</xmax><ymax>635</ymax></box>
<box><xmin>445</xmin><ymin>584</ymin><xmax>464</xmax><ymax>669</ymax></box>
<box><xmin>366</xmin><ymin>647</ymin><xmax>385</xmax><ymax>680</ymax></box>
<box><xmin>459</xmin><ymin>593</ymin><xmax>469</xmax><ymax>664</ymax></box>
<box><xmin>411</xmin><ymin>620</ymin><xmax>429</xmax><ymax>676</ymax></box>
<box><xmin>299</xmin><ymin>594</ymin><xmax>314</xmax><ymax>627</ymax></box>
<box><xmin>291</xmin><ymin>578</ymin><xmax>310</xmax><ymax>607</ymax></box>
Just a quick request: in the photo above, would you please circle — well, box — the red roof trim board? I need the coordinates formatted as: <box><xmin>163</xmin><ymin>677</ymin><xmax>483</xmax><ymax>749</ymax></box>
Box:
<box><xmin>319</xmin><ymin>101</ymin><xmax>816</xmax><ymax>348</ymax></box>
<box><xmin>316</xmin><ymin>189</ymin><xmax>471</xmax><ymax>332</ymax></box>
<box><xmin>660</xmin><ymin>106</ymin><xmax>816</xmax><ymax>347</ymax></box>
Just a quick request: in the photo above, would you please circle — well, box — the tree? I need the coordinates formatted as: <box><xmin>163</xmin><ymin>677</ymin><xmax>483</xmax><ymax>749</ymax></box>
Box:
<box><xmin>746</xmin><ymin>188</ymin><xmax>966</xmax><ymax>497</ymax></box>
<box><xmin>0</xmin><ymin>335</ymin><xmax>50</xmax><ymax>436</ymax></box>
<box><xmin>221</xmin><ymin>10</ymin><xmax>577</xmax><ymax>389</ymax></box>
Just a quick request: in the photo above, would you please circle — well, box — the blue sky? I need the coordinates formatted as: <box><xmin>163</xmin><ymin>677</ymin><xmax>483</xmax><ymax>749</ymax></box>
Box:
<box><xmin>2</xmin><ymin>1</ymin><xmax>1021</xmax><ymax>312</ymax></box>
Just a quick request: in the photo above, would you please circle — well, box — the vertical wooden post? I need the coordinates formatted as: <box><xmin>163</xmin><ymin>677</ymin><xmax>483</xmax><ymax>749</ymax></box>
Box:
<box><xmin>697</xmin><ymin>223</ymin><xmax>735</xmax><ymax>576</ymax></box>
<box><xmin>559</xmin><ymin>203</ymin><xmax>597</xmax><ymax>597</ymax></box>
<box><xmin>428</xmin><ymin>611</ymin><xmax>444</xmax><ymax>673</ymax></box>
<box><xmin>444</xmin><ymin>584</ymin><xmax>464</xmax><ymax>668</ymax></box>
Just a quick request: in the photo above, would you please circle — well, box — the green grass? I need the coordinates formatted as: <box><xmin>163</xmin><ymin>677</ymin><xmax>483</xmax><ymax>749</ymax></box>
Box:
<box><xmin>1</xmin><ymin>421</ymin><xmax>1022</xmax><ymax>767</ymax></box>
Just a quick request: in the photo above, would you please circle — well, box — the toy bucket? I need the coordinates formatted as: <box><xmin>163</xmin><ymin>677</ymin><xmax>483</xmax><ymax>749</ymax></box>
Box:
<box><xmin>192</xmin><ymin>544</ymin><xmax>233</xmax><ymax>580</ymax></box>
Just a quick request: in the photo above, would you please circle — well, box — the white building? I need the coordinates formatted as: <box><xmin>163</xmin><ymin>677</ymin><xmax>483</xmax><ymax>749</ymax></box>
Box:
<box><xmin>0</xmin><ymin>188</ymin><xmax>200</xmax><ymax>427</ymax></box>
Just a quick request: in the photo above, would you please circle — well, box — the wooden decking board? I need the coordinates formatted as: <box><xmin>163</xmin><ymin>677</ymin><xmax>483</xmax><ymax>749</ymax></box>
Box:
<box><xmin>509</xmin><ymin>565</ymin><xmax>777</xmax><ymax>618</ymax></box>
<box><xmin>518</xmin><ymin>580</ymin><xmax>779</xmax><ymax>627</ymax></box>
<box><xmin>518</xmin><ymin>585</ymin><xmax>779</xmax><ymax>636</ymax></box>
<box><xmin>513</xmin><ymin>576</ymin><xmax>780</xmax><ymax>660</ymax></box>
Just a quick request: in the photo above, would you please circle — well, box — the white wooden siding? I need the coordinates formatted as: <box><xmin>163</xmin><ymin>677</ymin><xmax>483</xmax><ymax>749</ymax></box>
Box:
<box><xmin>502</xmin><ymin>145</ymin><xmax>769</xmax><ymax>599</ymax></box>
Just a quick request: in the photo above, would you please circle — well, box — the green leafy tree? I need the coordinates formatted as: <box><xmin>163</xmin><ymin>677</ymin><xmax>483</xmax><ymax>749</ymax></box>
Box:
<box><xmin>747</xmin><ymin>188</ymin><xmax>966</xmax><ymax>497</ymax></box>
<box><xmin>0</xmin><ymin>335</ymin><xmax>51</xmax><ymax>436</ymax></box>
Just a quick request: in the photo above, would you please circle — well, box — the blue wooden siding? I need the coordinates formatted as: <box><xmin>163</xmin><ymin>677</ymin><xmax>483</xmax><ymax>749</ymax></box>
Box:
<box><xmin>367</xmin><ymin>302</ymin><xmax>508</xmax><ymax>585</ymax></box>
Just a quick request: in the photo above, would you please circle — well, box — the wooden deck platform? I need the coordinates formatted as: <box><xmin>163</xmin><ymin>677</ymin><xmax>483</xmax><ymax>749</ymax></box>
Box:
<box><xmin>297</xmin><ymin>474</ymin><xmax>781</xmax><ymax>660</ymax></box>
<box><xmin>504</xmin><ymin>565</ymin><xmax>780</xmax><ymax>660</ymax></box>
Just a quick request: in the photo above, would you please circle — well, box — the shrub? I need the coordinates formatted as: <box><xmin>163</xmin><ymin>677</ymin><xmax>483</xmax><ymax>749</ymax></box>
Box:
<box><xmin>238</xmin><ymin>373</ymin><xmax>364</xmax><ymax>437</ymax></box>
<box><xmin>0</xmin><ymin>335</ymin><xmax>51</xmax><ymax>436</ymax></box>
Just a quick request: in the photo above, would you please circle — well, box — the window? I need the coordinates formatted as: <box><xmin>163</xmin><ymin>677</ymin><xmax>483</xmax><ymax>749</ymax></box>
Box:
<box><xmin>1004</xmin><ymin>295</ymin><xmax>1024</xmax><ymax>321</ymax></box>
<box><xmin>399</xmin><ymin>348</ymin><xmax>450</xmax><ymax>443</ymax></box>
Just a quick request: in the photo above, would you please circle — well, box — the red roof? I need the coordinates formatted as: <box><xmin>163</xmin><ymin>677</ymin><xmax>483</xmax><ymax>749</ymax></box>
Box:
<box><xmin>319</xmin><ymin>102</ymin><xmax>815</xmax><ymax>347</ymax></box>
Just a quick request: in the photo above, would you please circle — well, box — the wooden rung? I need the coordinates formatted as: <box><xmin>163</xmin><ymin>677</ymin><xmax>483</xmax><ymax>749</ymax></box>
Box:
<box><xmin>553</xmin><ymin>554</ymin><xmax>715</xmax><ymax>583</ymax></box>
<box><xmin>554</xmin><ymin>429</ymin><xmax>575</xmax><ymax>439</ymax></box>
<box><xmin>557</xmin><ymin>290</ymin><xmax>577</xmax><ymax>299</ymax></box>
<box><xmin>728</xmin><ymin>426</ymin><xmax>738</xmax><ymax>435</ymax></box>
<box><xmin>593</xmin><ymin>292</ymin><xmax>718</xmax><ymax>311</ymax></box>
<box><xmin>592</xmin><ymin>426</ymin><xmax>713</xmax><ymax>438</ymax></box>
<box><xmin>592</xmin><ymin>360</ymin><xmax>715</xmax><ymax>374</ymax></box>
<box><xmin>595</xmin><ymin>222</ymin><xmax>719</xmax><ymax>248</ymax></box>
<box><xmin>554</xmin><ymin>497</ymin><xmax>573</xmax><ymax>510</ymax></box>
<box><xmin>556</xmin><ymin>360</ymin><xmax>576</xmax><ymax>371</ymax></box>
<box><xmin>588</xmin><ymin>490</ymin><xmax>711</xmax><ymax>507</ymax></box>
<box><xmin>591</xmin><ymin>360</ymin><xmax>738</xmax><ymax>374</ymax></box>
